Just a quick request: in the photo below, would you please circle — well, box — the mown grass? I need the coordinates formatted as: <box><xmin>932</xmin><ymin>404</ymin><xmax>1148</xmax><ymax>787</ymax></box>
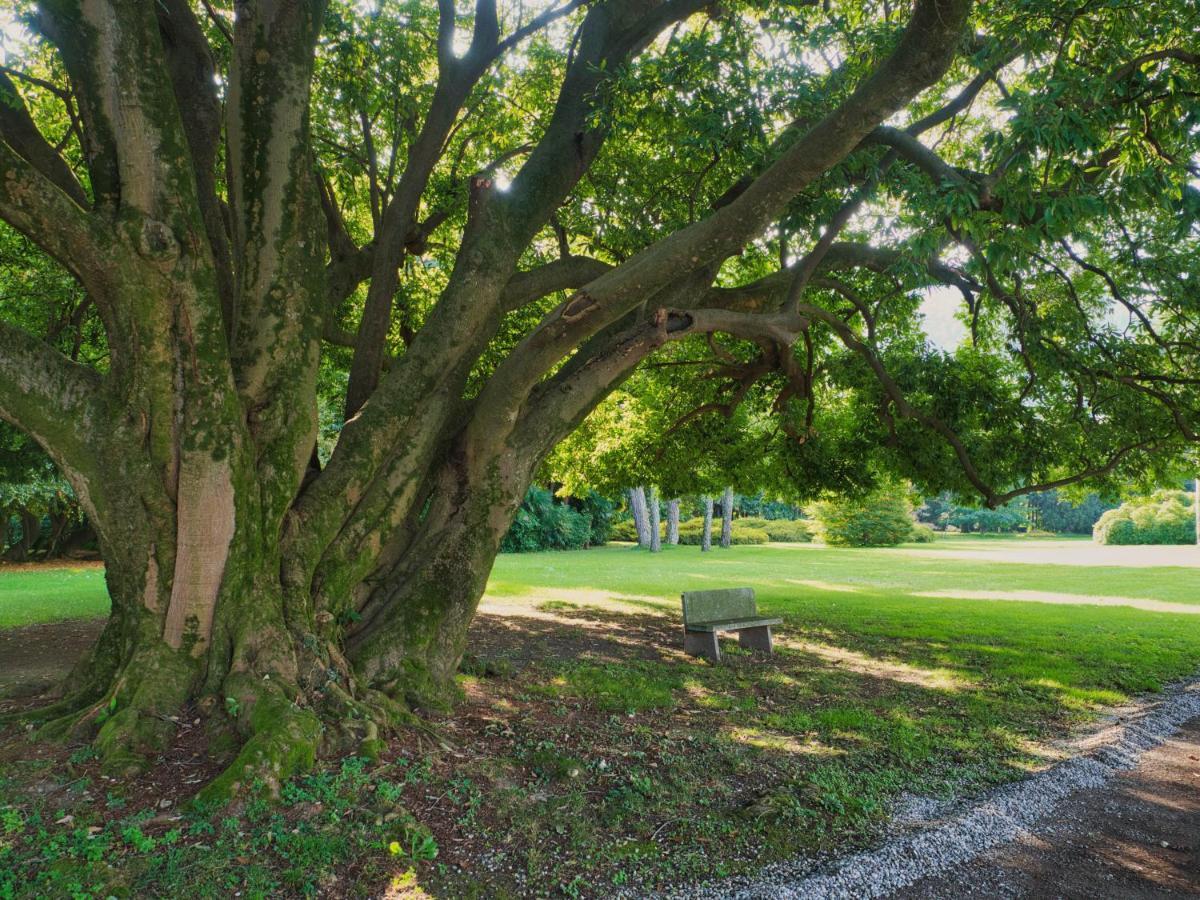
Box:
<box><xmin>2</xmin><ymin>539</ymin><xmax>1199</xmax><ymax>896</ymax></box>
<box><xmin>0</xmin><ymin>565</ymin><xmax>108</xmax><ymax>627</ymax></box>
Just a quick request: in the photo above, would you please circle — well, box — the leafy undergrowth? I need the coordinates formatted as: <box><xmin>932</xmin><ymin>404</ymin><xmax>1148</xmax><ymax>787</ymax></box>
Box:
<box><xmin>0</xmin><ymin>726</ymin><xmax>439</xmax><ymax>899</ymax></box>
<box><xmin>4</xmin><ymin>542</ymin><xmax>1200</xmax><ymax>896</ymax></box>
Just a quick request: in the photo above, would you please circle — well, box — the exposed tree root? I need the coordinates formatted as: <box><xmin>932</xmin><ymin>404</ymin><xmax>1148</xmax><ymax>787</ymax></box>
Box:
<box><xmin>196</xmin><ymin>677</ymin><xmax>323</xmax><ymax>805</ymax></box>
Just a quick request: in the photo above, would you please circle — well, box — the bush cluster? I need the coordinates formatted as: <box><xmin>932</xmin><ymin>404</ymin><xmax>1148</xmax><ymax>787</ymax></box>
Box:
<box><xmin>676</xmin><ymin>518</ymin><xmax>768</xmax><ymax>545</ymax></box>
<box><xmin>501</xmin><ymin>487</ymin><xmax>610</xmax><ymax>553</ymax></box>
<box><xmin>608</xmin><ymin>518</ymin><xmax>639</xmax><ymax>543</ymax></box>
<box><xmin>1093</xmin><ymin>491</ymin><xmax>1196</xmax><ymax>545</ymax></box>
<box><xmin>909</xmin><ymin>523</ymin><xmax>936</xmax><ymax>543</ymax></box>
<box><xmin>810</xmin><ymin>489</ymin><xmax>915</xmax><ymax>547</ymax></box>
<box><xmin>609</xmin><ymin>514</ymin><xmax>805</xmax><ymax>544</ymax></box>
<box><xmin>737</xmin><ymin>517</ymin><xmax>814</xmax><ymax>542</ymax></box>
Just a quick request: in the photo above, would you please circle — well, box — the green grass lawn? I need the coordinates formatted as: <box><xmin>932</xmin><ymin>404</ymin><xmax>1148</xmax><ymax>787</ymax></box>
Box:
<box><xmin>491</xmin><ymin>540</ymin><xmax>1200</xmax><ymax>703</ymax></box>
<box><xmin>0</xmin><ymin>564</ymin><xmax>108</xmax><ymax>627</ymax></box>
<box><xmin>3</xmin><ymin>538</ymin><xmax>1200</xmax><ymax>897</ymax></box>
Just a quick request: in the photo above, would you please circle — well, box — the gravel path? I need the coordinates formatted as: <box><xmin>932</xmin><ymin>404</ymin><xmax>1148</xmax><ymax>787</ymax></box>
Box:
<box><xmin>892</xmin><ymin>717</ymin><xmax>1200</xmax><ymax>898</ymax></box>
<box><xmin>676</xmin><ymin>676</ymin><xmax>1200</xmax><ymax>899</ymax></box>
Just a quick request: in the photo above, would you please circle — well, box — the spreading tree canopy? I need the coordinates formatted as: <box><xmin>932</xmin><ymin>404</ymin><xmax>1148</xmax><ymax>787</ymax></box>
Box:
<box><xmin>0</xmin><ymin>0</ymin><xmax>1196</xmax><ymax>795</ymax></box>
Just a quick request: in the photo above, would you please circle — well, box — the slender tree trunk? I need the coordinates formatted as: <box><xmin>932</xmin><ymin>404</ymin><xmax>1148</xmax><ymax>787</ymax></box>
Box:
<box><xmin>648</xmin><ymin>486</ymin><xmax>661</xmax><ymax>553</ymax></box>
<box><xmin>629</xmin><ymin>486</ymin><xmax>651</xmax><ymax>548</ymax></box>
<box><xmin>5</xmin><ymin>510</ymin><xmax>40</xmax><ymax>561</ymax></box>
<box><xmin>42</xmin><ymin>512</ymin><xmax>70</xmax><ymax>558</ymax></box>
<box><xmin>720</xmin><ymin>486</ymin><xmax>734</xmax><ymax>548</ymax></box>
<box><xmin>667</xmin><ymin>499</ymin><xmax>680</xmax><ymax>545</ymax></box>
<box><xmin>702</xmin><ymin>496</ymin><xmax>714</xmax><ymax>552</ymax></box>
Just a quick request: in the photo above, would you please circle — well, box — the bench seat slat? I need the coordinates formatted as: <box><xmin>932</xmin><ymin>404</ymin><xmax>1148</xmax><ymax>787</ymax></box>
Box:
<box><xmin>685</xmin><ymin>616</ymin><xmax>782</xmax><ymax>633</ymax></box>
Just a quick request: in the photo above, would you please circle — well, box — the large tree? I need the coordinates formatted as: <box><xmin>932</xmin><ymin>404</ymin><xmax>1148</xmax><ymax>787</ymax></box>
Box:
<box><xmin>0</xmin><ymin>0</ymin><xmax>1196</xmax><ymax>797</ymax></box>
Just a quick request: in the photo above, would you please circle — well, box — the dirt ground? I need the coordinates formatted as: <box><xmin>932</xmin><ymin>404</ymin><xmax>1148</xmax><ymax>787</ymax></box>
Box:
<box><xmin>0</xmin><ymin>617</ymin><xmax>103</xmax><ymax>698</ymax></box>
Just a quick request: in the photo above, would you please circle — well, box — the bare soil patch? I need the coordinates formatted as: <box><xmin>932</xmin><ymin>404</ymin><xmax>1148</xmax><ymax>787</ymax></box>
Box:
<box><xmin>0</xmin><ymin>617</ymin><xmax>104</xmax><ymax>699</ymax></box>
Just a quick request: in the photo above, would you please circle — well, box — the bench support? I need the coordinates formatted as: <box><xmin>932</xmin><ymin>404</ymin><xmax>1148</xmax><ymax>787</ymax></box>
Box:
<box><xmin>684</xmin><ymin>628</ymin><xmax>720</xmax><ymax>662</ymax></box>
<box><xmin>738</xmin><ymin>625</ymin><xmax>773</xmax><ymax>654</ymax></box>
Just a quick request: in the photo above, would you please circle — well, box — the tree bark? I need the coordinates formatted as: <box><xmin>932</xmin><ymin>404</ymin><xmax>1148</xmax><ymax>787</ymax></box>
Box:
<box><xmin>721</xmin><ymin>486</ymin><xmax>734</xmax><ymax>548</ymax></box>
<box><xmin>702</xmin><ymin>497</ymin><xmax>714</xmax><ymax>552</ymax></box>
<box><xmin>629</xmin><ymin>486</ymin><xmax>652</xmax><ymax>548</ymax></box>
<box><xmin>649</xmin><ymin>486</ymin><xmax>661</xmax><ymax>553</ymax></box>
<box><xmin>667</xmin><ymin>499</ymin><xmax>680</xmax><ymax>545</ymax></box>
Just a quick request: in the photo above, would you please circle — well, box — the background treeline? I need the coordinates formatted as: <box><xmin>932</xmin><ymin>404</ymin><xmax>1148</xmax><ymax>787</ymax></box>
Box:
<box><xmin>916</xmin><ymin>490</ymin><xmax>1116</xmax><ymax>535</ymax></box>
<box><xmin>491</xmin><ymin>481</ymin><xmax>1197</xmax><ymax>553</ymax></box>
<box><xmin>0</xmin><ymin>425</ymin><xmax>94</xmax><ymax>562</ymax></box>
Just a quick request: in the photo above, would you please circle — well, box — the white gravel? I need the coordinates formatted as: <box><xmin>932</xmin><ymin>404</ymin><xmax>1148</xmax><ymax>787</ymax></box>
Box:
<box><xmin>672</xmin><ymin>675</ymin><xmax>1200</xmax><ymax>900</ymax></box>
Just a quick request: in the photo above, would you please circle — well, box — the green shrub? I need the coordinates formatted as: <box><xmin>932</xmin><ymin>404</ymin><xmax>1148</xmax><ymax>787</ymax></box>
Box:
<box><xmin>810</xmin><ymin>488</ymin><xmax>914</xmax><ymax>547</ymax></box>
<box><xmin>501</xmin><ymin>487</ymin><xmax>594</xmax><ymax>552</ymax></box>
<box><xmin>909</xmin><ymin>523</ymin><xmax>936</xmax><ymax>543</ymax></box>
<box><xmin>676</xmin><ymin>518</ymin><xmax>768</xmax><ymax>545</ymax></box>
<box><xmin>609</xmin><ymin>518</ymin><xmax>639</xmax><ymax>542</ymax></box>
<box><xmin>1093</xmin><ymin>490</ymin><xmax>1196</xmax><ymax>545</ymax></box>
<box><xmin>759</xmin><ymin>519</ymin><xmax>813</xmax><ymax>543</ymax></box>
<box><xmin>576</xmin><ymin>491</ymin><xmax>615</xmax><ymax>545</ymax></box>
<box><xmin>736</xmin><ymin>516</ymin><xmax>772</xmax><ymax>529</ymax></box>
<box><xmin>726</xmin><ymin>516</ymin><xmax>813</xmax><ymax>542</ymax></box>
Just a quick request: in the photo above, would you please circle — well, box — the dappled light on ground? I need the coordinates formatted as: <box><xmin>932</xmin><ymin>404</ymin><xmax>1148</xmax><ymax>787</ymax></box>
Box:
<box><xmin>781</xmin><ymin>637</ymin><xmax>974</xmax><ymax>692</ymax></box>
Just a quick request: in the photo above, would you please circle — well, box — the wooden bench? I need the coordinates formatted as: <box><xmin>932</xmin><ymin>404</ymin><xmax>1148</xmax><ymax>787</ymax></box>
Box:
<box><xmin>681</xmin><ymin>588</ymin><xmax>781</xmax><ymax>662</ymax></box>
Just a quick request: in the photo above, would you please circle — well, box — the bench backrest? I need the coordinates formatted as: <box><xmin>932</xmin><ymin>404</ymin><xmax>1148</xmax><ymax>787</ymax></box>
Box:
<box><xmin>681</xmin><ymin>587</ymin><xmax>756</xmax><ymax>625</ymax></box>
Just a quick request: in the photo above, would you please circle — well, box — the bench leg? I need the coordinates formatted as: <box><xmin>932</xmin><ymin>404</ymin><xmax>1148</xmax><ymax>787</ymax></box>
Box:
<box><xmin>738</xmin><ymin>625</ymin><xmax>773</xmax><ymax>654</ymax></box>
<box><xmin>684</xmin><ymin>629</ymin><xmax>720</xmax><ymax>662</ymax></box>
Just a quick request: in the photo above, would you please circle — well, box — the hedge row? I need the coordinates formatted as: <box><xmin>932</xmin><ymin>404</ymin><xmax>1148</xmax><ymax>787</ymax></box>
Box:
<box><xmin>1093</xmin><ymin>491</ymin><xmax>1196</xmax><ymax>545</ymax></box>
<box><xmin>610</xmin><ymin>516</ymin><xmax>809</xmax><ymax>544</ymax></box>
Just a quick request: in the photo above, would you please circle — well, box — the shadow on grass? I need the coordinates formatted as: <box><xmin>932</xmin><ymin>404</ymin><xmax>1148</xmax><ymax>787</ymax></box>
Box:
<box><xmin>365</xmin><ymin>592</ymin><xmax>1172</xmax><ymax>896</ymax></box>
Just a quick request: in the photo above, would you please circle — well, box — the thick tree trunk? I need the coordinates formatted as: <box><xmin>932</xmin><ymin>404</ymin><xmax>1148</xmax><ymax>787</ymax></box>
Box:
<box><xmin>702</xmin><ymin>496</ymin><xmax>714</xmax><ymax>552</ymax></box>
<box><xmin>648</xmin><ymin>486</ymin><xmax>661</xmax><ymax>552</ymax></box>
<box><xmin>721</xmin><ymin>486</ymin><xmax>734</xmax><ymax>548</ymax></box>
<box><xmin>667</xmin><ymin>499</ymin><xmax>680</xmax><ymax>545</ymax></box>
<box><xmin>22</xmin><ymin>395</ymin><xmax>535</xmax><ymax>801</ymax></box>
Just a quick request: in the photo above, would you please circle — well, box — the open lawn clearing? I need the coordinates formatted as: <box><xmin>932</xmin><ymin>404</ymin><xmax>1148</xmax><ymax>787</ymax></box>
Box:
<box><xmin>888</xmin><ymin>537</ymin><xmax>1200</xmax><ymax>569</ymax></box>
<box><xmin>2</xmin><ymin>539</ymin><xmax>1199</xmax><ymax>897</ymax></box>
<box><xmin>0</xmin><ymin>562</ymin><xmax>106</xmax><ymax>628</ymax></box>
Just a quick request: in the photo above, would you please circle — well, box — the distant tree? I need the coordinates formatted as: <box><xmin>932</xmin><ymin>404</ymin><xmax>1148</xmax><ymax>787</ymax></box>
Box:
<box><xmin>948</xmin><ymin>501</ymin><xmax>1028</xmax><ymax>533</ymax></box>
<box><xmin>1026</xmin><ymin>490</ymin><xmax>1116</xmax><ymax>535</ymax></box>
<box><xmin>720</xmin><ymin>487</ymin><xmax>734</xmax><ymax>548</ymax></box>
<box><xmin>666</xmin><ymin>499</ymin><xmax>681</xmax><ymax>546</ymax></box>
<box><xmin>702</xmin><ymin>497</ymin><xmax>714</xmax><ymax>553</ymax></box>
<box><xmin>648</xmin><ymin>486</ymin><xmax>662</xmax><ymax>553</ymax></box>
<box><xmin>915</xmin><ymin>493</ymin><xmax>955</xmax><ymax>530</ymax></box>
